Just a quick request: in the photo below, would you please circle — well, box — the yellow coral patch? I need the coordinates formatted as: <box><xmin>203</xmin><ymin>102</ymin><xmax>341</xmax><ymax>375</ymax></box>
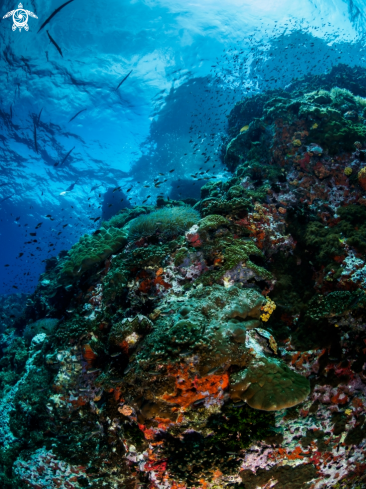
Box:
<box><xmin>260</xmin><ymin>297</ymin><xmax>276</xmax><ymax>322</ymax></box>
<box><xmin>344</xmin><ymin>167</ymin><xmax>352</xmax><ymax>176</ymax></box>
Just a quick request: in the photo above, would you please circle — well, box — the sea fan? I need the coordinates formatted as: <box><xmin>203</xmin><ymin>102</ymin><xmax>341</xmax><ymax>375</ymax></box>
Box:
<box><xmin>128</xmin><ymin>206</ymin><xmax>200</xmax><ymax>242</ymax></box>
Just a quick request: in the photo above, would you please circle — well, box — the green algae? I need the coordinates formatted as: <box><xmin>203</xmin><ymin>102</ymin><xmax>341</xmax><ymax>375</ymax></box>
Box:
<box><xmin>195</xmin><ymin>235</ymin><xmax>271</xmax><ymax>286</ymax></box>
<box><xmin>200</xmin><ymin>196</ymin><xmax>251</xmax><ymax>217</ymax></box>
<box><xmin>173</xmin><ymin>246</ymin><xmax>189</xmax><ymax>266</ymax></box>
<box><xmin>307</xmin><ymin>290</ymin><xmax>366</xmax><ymax>320</ymax></box>
<box><xmin>102</xmin><ymin>240</ymin><xmax>180</xmax><ymax>301</ymax></box>
<box><xmin>55</xmin><ymin>316</ymin><xmax>91</xmax><ymax>343</ymax></box>
<box><xmin>128</xmin><ymin>206</ymin><xmax>200</xmax><ymax>242</ymax></box>
<box><xmin>160</xmin><ymin>403</ymin><xmax>275</xmax><ymax>487</ymax></box>
<box><xmin>60</xmin><ymin>226</ymin><xmax>128</xmax><ymax>278</ymax></box>
<box><xmin>207</xmin><ymin>402</ymin><xmax>276</xmax><ymax>450</ymax></box>
<box><xmin>226</xmin><ymin>84</ymin><xmax>366</xmax><ymax>174</ymax></box>
<box><xmin>303</xmin><ymin>206</ymin><xmax>366</xmax><ymax>272</ymax></box>
<box><xmin>161</xmin><ymin>430</ymin><xmax>242</xmax><ymax>486</ymax></box>
<box><xmin>102</xmin><ymin>206</ymin><xmax>152</xmax><ymax>229</ymax></box>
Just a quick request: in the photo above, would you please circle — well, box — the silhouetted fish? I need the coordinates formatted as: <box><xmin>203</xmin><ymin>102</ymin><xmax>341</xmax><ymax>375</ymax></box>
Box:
<box><xmin>56</xmin><ymin>146</ymin><xmax>75</xmax><ymax>167</ymax></box>
<box><xmin>47</xmin><ymin>31</ymin><xmax>63</xmax><ymax>57</ymax></box>
<box><xmin>69</xmin><ymin>108</ymin><xmax>87</xmax><ymax>123</ymax></box>
<box><xmin>0</xmin><ymin>195</ymin><xmax>12</xmax><ymax>203</ymax></box>
<box><xmin>115</xmin><ymin>70</ymin><xmax>133</xmax><ymax>90</ymax></box>
<box><xmin>38</xmin><ymin>0</ymin><xmax>75</xmax><ymax>33</ymax></box>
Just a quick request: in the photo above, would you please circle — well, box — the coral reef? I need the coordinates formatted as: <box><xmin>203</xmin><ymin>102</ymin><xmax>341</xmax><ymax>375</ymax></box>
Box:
<box><xmin>61</xmin><ymin>225</ymin><xmax>128</xmax><ymax>278</ymax></box>
<box><xmin>128</xmin><ymin>206</ymin><xmax>200</xmax><ymax>242</ymax></box>
<box><xmin>3</xmin><ymin>67</ymin><xmax>366</xmax><ymax>489</ymax></box>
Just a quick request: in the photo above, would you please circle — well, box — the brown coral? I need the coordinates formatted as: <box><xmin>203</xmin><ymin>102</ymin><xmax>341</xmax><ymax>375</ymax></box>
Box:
<box><xmin>230</xmin><ymin>357</ymin><xmax>310</xmax><ymax>411</ymax></box>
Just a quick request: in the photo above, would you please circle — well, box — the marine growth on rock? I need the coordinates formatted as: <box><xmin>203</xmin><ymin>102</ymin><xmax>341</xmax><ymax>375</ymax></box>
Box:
<box><xmin>2</xmin><ymin>67</ymin><xmax>366</xmax><ymax>489</ymax></box>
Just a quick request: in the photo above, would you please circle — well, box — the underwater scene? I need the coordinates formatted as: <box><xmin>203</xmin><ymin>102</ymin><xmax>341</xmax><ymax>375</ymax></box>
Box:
<box><xmin>2</xmin><ymin>0</ymin><xmax>366</xmax><ymax>488</ymax></box>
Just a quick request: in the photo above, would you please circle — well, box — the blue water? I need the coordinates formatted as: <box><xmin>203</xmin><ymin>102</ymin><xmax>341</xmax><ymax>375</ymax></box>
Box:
<box><xmin>1</xmin><ymin>0</ymin><xmax>366</xmax><ymax>295</ymax></box>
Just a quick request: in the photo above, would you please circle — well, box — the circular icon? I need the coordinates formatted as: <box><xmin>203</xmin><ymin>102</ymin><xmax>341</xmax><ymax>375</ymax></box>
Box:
<box><xmin>12</xmin><ymin>8</ymin><xmax>28</xmax><ymax>30</ymax></box>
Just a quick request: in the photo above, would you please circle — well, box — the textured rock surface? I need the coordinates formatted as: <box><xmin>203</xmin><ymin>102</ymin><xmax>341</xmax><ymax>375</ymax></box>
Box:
<box><xmin>2</xmin><ymin>72</ymin><xmax>366</xmax><ymax>489</ymax></box>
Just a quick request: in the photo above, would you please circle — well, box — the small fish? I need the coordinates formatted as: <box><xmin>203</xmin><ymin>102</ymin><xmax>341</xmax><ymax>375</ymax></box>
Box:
<box><xmin>148</xmin><ymin>371</ymin><xmax>161</xmax><ymax>375</ymax></box>
<box><xmin>169</xmin><ymin>169</ymin><xmax>175</xmax><ymax>173</ymax></box>
<box><xmin>110</xmin><ymin>378</ymin><xmax>124</xmax><ymax>383</ymax></box>
<box><xmin>87</xmin><ymin>369</ymin><xmax>100</xmax><ymax>374</ymax></box>
<box><xmin>38</xmin><ymin>0</ymin><xmax>75</xmax><ymax>33</ymax></box>
<box><xmin>58</xmin><ymin>146</ymin><xmax>75</xmax><ymax>167</ymax></box>
<box><xmin>38</xmin><ymin>108</ymin><xmax>43</xmax><ymax>125</ymax></box>
<box><xmin>179</xmin><ymin>349</ymin><xmax>193</xmax><ymax>356</ymax></box>
<box><xmin>60</xmin><ymin>181</ymin><xmax>77</xmax><ymax>195</ymax></box>
<box><xmin>232</xmin><ymin>402</ymin><xmax>245</xmax><ymax>408</ymax></box>
<box><xmin>87</xmin><ymin>431</ymin><xmax>100</xmax><ymax>439</ymax></box>
<box><xmin>69</xmin><ymin>108</ymin><xmax>87</xmax><ymax>123</ymax></box>
<box><xmin>240</xmin><ymin>125</ymin><xmax>249</xmax><ymax>133</ymax></box>
<box><xmin>47</xmin><ymin>30</ymin><xmax>63</xmax><ymax>57</ymax></box>
<box><xmin>207</xmin><ymin>366</ymin><xmax>222</xmax><ymax>375</ymax></box>
<box><xmin>115</xmin><ymin>70</ymin><xmax>133</xmax><ymax>91</ymax></box>
<box><xmin>110</xmin><ymin>352</ymin><xmax>121</xmax><ymax>358</ymax></box>
<box><xmin>192</xmin><ymin>398</ymin><xmax>205</xmax><ymax>406</ymax></box>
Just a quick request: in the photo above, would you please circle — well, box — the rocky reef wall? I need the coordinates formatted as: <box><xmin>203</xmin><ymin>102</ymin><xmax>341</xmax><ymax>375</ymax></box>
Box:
<box><xmin>1</xmin><ymin>66</ymin><xmax>366</xmax><ymax>489</ymax></box>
